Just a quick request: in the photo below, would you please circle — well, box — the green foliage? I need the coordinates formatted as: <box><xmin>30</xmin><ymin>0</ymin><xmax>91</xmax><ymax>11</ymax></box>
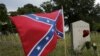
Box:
<box><xmin>53</xmin><ymin>0</ymin><xmax>95</xmax><ymax>23</ymax></box>
<box><xmin>92</xmin><ymin>4</ymin><xmax>100</xmax><ymax>23</ymax></box>
<box><xmin>0</xmin><ymin>3</ymin><xmax>9</xmax><ymax>22</ymax></box>
<box><xmin>0</xmin><ymin>3</ymin><xmax>13</xmax><ymax>33</ymax></box>
<box><xmin>41</xmin><ymin>0</ymin><xmax>100</xmax><ymax>31</ymax></box>
<box><xmin>9</xmin><ymin>3</ymin><xmax>43</xmax><ymax>16</ymax></box>
<box><xmin>41</xmin><ymin>1</ymin><xmax>59</xmax><ymax>12</ymax></box>
<box><xmin>92</xmin><ymin>23</ymin><xmax>100</xmax><ymax>31</ymax></box>
<box><xmin>17</xmin><ymin>4</ymin><xmax>43</xmax><ymax>15</ymax></box>
<box><xmin>41</xmin><ymin>1</ymin><xmax>53</xmax><ymax>12</ymax></box>
<box><xmin>9</xmin><ymin>11</ymin><xmax>18</xmax><ymax>16</ymax></box>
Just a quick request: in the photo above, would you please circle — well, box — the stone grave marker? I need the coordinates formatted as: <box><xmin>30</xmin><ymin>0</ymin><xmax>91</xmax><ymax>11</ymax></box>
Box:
<box><xmin>71</xmin><ymin>20</ymin><xmax>91</xmax><ymax>53</ymax></box>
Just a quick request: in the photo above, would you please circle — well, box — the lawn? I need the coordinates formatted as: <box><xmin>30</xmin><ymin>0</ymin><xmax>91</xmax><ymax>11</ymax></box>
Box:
<box><xmin>0</xmin><ymin>32</ymin><xmax>100</xmax><ymax>56</ymax></box>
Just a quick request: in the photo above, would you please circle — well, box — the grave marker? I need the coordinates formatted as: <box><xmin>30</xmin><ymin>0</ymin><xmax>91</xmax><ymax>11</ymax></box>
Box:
<box><xmin>71</xmin><ymin>20</ymin><xmax>91</xmax><ymax>53</ymax></box>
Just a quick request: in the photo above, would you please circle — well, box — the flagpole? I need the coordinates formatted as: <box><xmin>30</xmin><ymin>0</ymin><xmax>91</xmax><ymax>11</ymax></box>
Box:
<box><xmin>51</xmin><ymin>0</ymin><xmax>67</xmax><ymax>55</ymax></box>
<box><xmin>61</xmin><ymin>6</ymin><xmax>67</xmax><ymax>56</ymax></box>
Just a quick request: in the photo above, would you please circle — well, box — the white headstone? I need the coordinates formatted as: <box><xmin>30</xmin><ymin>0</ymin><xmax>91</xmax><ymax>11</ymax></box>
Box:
<box><xmin>71</xmin><ymin>20</ymin><xmax>91</xmax><ymax>52</ymax></box>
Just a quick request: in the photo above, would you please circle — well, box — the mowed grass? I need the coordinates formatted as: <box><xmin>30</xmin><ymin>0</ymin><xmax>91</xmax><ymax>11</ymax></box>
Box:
<box><xmin>0</xmin><ymin>32</ymin><xmax>100</xmax><ymax>56</ymax></box>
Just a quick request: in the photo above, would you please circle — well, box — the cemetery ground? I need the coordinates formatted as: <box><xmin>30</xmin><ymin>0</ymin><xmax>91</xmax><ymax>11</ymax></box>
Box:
<box><xmin>0</xmin><ymin>32</ymin><xmax>100</xmax><ymax>56</ymax></box>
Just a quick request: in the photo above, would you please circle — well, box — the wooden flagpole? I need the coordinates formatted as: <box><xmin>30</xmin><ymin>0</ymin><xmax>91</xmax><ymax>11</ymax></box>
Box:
<box><xmin>61</xmin><ymin>6</ymin><xmax>67</xmax><ymax>56</ymax></box>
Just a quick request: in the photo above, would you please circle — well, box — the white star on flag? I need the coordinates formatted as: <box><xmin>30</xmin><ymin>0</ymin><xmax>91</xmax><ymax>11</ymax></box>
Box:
<box><xmin>46</xmin><ymin>37</ymin><xmax>49</xmax><ymax>40</ymax></box>
<box><xmin>52</xmin><ymin>29</ymin><xmax>54</xmax><ymax>32</ymax></box>
<box><xmin>36</xmin><ymin>46</ymin><xmax>41</xmax><ymax>51</ymax></box>
<box><xmin>36</xmin><ymin>17</ymin><xmax>39</xmax><ymax>20</ymax></box>
<box><xmin>47</xmin><ymin>20</ymin><xmax>50</xmax><ymax>23</ymax></box>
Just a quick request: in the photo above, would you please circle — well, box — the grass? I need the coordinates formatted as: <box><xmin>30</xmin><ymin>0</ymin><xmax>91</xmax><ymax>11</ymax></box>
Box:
<box><xmin>0</xmin><ymin>32</ymin><xmax>100</xmax><ymax>56</ymax></box>
<box><xmin>0</xmin><ymin>34</ymin><xmax>24</xmax><ymax>56</ymax></box>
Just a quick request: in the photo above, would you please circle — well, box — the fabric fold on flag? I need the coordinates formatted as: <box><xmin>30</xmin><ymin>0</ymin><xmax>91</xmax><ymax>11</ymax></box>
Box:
<box><xmin>10</xmin><ymin>9</ymin><xmax>64</xmax><ymax>56</ymax></box>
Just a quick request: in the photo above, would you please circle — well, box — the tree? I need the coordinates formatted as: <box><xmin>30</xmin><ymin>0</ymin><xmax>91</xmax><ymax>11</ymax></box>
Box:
<box><xmin>9</xmin><ymin>11</ymin><xmax>18</xmax><ymax>16</ymax></box>
<box><xmin>91</xmin><ymin>4</ymin><xmax>100</xmax><ymax>31</ymax></box>
<box><xmin>41</xmin><ymin>1</ymin><xmax>60</xmax><ymax>13</ymax></box>
<box><xmin>92</xmin><ymin>4</ymin><xmax>100</xmax><ymax>23</ymax></box>
<box><xmin>0</xmin><ymin>3</ymin><xmax>14</xmax><ymax>34</ymax></box>
<box><xmin>0</xmin><ymin>3</ymin><xmax>9</xmax><ymax>22</ymax></box>
<box><xmin>41</xmin><ymin>0</ymin><xmax>100</xmax><ymax>31</ymax></box>
<box><xmin>53</xmin><ymin>0</ymin><xmax>95</xmax><ymax>22</ymax></box>
<box><xmin>41</xmin><ymin>1</ymin><xmax>52</xmax><ymax>12</ymax></box>
<box><xmin>17</xmin><ymin>4</ymin><xmax>43</xmax><ymax>15</ymax></box>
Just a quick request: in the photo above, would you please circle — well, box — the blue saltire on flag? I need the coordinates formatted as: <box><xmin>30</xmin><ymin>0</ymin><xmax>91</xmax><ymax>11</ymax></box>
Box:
<box><xmin>10</xmin><ymin>9</ymin><xmax>64</xmax><ymax>56</ymax></box>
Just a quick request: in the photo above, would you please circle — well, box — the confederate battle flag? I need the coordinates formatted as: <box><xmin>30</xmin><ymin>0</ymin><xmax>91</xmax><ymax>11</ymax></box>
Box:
<box><xmin>10</xmin><ymin>9</ymin><xmax>64</xmax><ymax>56</ymax></box>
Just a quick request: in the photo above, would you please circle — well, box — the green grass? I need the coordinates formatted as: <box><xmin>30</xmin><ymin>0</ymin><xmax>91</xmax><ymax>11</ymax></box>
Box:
<box><xmin>0</xmin><ymin>32</ymin><xmax>100</xmax><ymax>56</ymax></box>
<box><xmin>0</xmin><ymin>34</ymin><xmax>24</xmax><ymax>56</ymax></box>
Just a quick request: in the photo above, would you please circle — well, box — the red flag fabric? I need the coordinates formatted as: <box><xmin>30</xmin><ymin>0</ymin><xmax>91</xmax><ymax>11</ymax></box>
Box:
<box><xmin>10</xmin><ymin>10</ymin><xmax>64</xmax><ymax>56</ymax></box>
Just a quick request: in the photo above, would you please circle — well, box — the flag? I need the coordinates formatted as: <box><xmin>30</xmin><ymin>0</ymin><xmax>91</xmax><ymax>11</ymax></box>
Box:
<box><xmin>10</xmin><ymin>9</ymin><xmax>64</xmax><ymax>56</ymax></box>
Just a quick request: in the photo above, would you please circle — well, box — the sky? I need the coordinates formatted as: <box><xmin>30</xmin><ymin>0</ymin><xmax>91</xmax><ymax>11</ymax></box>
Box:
<box><xmin>0</xmin><ymin>0</ymin><xmax>50</xmax><ymax>11</ymax></box>
<box><xmin>0</xmin><ymin>0</ymin><xmax>100</xmax><ymax>12</ymax></box>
